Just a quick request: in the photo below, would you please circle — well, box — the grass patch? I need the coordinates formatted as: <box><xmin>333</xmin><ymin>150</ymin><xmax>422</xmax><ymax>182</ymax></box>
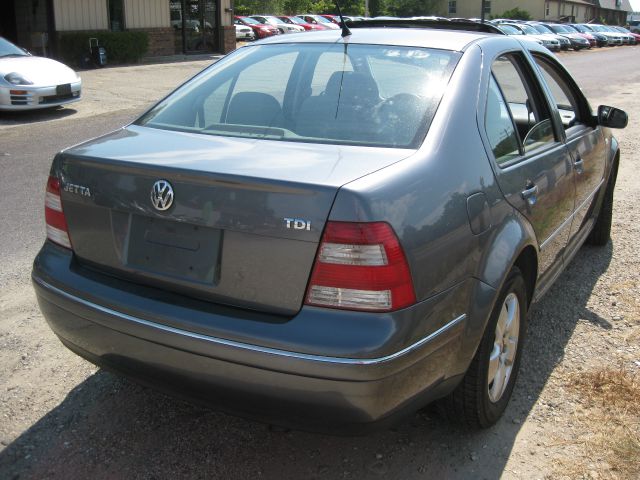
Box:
<box><xmin>555</xmin><ymin>367</ymin><xmax>640</xmax><ymax>479</ymax></box>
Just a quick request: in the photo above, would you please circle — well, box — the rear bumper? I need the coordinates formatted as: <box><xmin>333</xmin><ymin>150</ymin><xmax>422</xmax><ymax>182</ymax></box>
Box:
<box><xmin>32</xmin><ymin>242</ymin><xmax>484</xmax><ymax>432</ymax></box>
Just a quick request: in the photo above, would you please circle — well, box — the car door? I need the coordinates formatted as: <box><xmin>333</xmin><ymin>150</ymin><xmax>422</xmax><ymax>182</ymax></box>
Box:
<box><xmin>484</xmin><ymin>52</ymin><xmax>576</xmax><ymax>287</ymax></box>
<box><xmin>529</xmin><ymin>52</ymin><xmax>607</xmax><ymax>251</ymax></box>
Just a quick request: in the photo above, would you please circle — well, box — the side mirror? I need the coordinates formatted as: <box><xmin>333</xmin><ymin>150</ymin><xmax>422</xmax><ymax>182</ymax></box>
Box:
<box><xmin>597</xmin><ymin>105</ymin><xmax>628</xmax><ymax>129</ymax></box>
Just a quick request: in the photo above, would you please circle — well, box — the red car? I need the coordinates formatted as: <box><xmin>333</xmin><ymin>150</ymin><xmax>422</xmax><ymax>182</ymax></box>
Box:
<box><xmin>320</xmin><ymin>14</ymin><xmax>340</xmax><ymax>24</ymax></box>
<box><xmin>277</xmin><ymin>15</ymin><xmax>327</xmax><ymax>31</ymax></box>
<box><xmin>296</xmin><ymin>14</ymin><xmax>340</xmax><ymax>30</ymax></box>
<box><xmin>234</xmin><ymin>16</ymin><xmax>279</xmax><ymax>39</ymax></box>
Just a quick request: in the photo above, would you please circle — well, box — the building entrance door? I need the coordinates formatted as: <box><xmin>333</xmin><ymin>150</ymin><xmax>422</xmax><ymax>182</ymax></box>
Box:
<box><xmin>170</xmin><ymin>0</ymin><xmax>218</xmax><ymax>53</ymax></box>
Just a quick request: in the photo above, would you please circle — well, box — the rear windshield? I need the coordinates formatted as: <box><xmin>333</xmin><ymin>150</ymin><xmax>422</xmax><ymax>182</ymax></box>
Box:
<box><xmin>137</xmin><ymin>43</ymin><xmax>459</xmax><ymax>148</ymax></box>
<box><xmin>313</xmin><ymin>16</ymin><xmax>333</xmax><ymax>23</ymax></box>
<box><xmin>499</xmin><ymin>25</ymin><xmax>522</xmax><ymax>35</ymax></box>
<box><xmin>533</xmin><ymin>24</ymin><xmax>554</xmax><ymax>34</ymax></box>
<box><xmin>519</xmin><ymin>25</ymin><xmax>538</xmax><ymax>35</ymax></box>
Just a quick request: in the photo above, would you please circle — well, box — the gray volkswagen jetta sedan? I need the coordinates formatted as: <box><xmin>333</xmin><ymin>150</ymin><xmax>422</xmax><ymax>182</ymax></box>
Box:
<box><xmin>32</xmin><ymin>20</ymin><xmax>627</xmax><ymax>433</ymax></box>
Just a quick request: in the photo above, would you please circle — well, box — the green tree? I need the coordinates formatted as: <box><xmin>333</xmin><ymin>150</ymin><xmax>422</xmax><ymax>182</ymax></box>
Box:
<box><xmin>340</xmin><ymin>0</ymin><xmax>365</xmax><ymax>15</ymax></box>
<box><xmin>283</xmin><ymin>0</ymin><xmax>315</xmax><ymax>14</ymax></box>
<box><xmin>387</xmin><ymin>0</ymin><xmax>443</xmax><ymax>17</ymax></box>
<box><xmin>368</xmin><ymin>0</ymin><xmax>388</xmax><ymax>16</ymax></box>
<box><xmin>234</xmin><ymin>0</ymin><xmax>285</xmax><ymax>15</ymax></box>
<box><xmin>236</xmin><ymin>0</ymin><xmax>365</xmax><ymax>15</ymax></box>
<box><xmin>492</xmin><ymin>7</ymin><xmax>531</xmax><ymax>20</ymax></box>
<box><xmin>312</xmin><ymin>0</ymin><xmax>339</xmax><ymax>14</ymax></box>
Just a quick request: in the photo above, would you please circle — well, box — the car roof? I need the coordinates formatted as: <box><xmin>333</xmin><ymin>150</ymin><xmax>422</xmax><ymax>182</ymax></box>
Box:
<box><xmin>254</xmin><ymin>27</ymin><xmax>494</xmax><ymax>52</ymax></box>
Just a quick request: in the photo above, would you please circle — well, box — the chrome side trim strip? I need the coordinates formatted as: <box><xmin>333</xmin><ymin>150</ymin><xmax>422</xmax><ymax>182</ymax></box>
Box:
<box><xmin>575</xmin><ymin>178</ymin><xmax>606</xmax><ymax>215</ymax></box>
<box><xmin>34</xmin><ymin>276</ymin><xmax>466</xmax><ymax>366</ymax></box>
<box><xmin>540</xmin><ymin>178</ymin><xmax>604</xmax><ymax>251</ymax></box>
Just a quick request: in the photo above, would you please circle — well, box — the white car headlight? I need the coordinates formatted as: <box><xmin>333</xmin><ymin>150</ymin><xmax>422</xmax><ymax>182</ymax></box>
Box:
<box><xmin>5</xmin><ymin>72</ymin><xmax>33</xmax><ymax>85</ymax></box>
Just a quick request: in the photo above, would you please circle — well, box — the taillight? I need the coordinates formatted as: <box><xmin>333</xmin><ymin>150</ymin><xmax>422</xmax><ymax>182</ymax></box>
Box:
<box><xmin>305</xmin><ymin>221</ymin><xmax>416</xmax><ymax>312</ymax></box>
<box><xmin>45</xmin><ymin>176</ymin><xmax>72</xmax><ymax>249</ymax></box>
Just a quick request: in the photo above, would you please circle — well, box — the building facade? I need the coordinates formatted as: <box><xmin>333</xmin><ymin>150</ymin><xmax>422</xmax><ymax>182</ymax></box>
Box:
<box><xmin>445</xmin><ymin>0</ymin><xmax>631</xmax><ymax>24</ymax></box>
<box><xmin>0</xmin><ymin>0</ymin><xmax>235</xmax><ymax>60</ymax></box>
<box><xmin>1</xmin><ymin>0</ymin><xmax>633</xmax><ymax>61</ymax></box>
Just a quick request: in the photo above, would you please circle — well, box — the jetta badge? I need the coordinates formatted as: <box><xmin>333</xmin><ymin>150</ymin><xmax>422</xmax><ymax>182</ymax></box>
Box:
<box><xmin>150</xmin><ymin>180</ymin><xmax>174</xmax><ymax>211</ymax></box>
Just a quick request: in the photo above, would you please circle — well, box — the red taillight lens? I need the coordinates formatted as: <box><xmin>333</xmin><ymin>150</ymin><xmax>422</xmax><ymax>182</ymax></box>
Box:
<box><xmin>305</xmin><ymin>221</ymin><xmax>416</xmax><ymax>312</ymax></box>
<box><xmin>45</xmin><ymin>176</ymin><xmax>72</xmax><ymax>249</ymax></box>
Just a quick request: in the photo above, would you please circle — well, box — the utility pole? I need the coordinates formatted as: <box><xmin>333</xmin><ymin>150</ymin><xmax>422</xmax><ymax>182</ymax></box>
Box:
<box><xmin>365</xmin><ymin>0</ymin><xmax>370</xmax><ymax>17</ymax></box>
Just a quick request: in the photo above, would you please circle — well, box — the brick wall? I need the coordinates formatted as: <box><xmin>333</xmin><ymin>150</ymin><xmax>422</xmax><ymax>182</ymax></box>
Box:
<box><xmin>220</xmin><ymin>26</ymin><xmax>235</xmax><ymax>54</ymax></box>
<box><xmin>132</xmin><ymin>26</ymin><xmax>235</xmax><ymax>56</ymax></box>
<box><xmin>129</xmin><ymin>27</ymin><xmax>176</xmax><ymax>56</ymax></box>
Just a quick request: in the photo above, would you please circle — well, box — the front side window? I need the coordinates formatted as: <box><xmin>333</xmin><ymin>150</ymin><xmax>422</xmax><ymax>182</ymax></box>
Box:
<box><xmin>137</xmin><ymin>44</ymin><xmax>460</xmax><ymax>148</ymax></box>
<box><xmin>532</xmin><ymin>54</ymin><xmax>586</xmax><ymax>130</ymax></box>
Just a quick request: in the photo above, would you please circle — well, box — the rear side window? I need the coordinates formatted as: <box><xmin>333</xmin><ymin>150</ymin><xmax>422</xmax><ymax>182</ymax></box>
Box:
<box><xmin>489</xmin><ymin>53</ymin><xmax>555</xmax><ymax>160</ymax></box>
<box><xmin>136</xmin><ymin>44</ymin><xmax>460</xmax><ymax>149</ymax></box>
<box><xmin>485</xmin><ymin>76</ymin><xmax>520</xmax><ymax>164</ymax></box>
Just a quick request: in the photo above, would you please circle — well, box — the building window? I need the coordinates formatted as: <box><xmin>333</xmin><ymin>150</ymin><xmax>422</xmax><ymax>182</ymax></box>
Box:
<box><xmin>484</xmin><ymin>1</ymin><xmax>491</xmax><ymax>14</ymax></box>
<box><xmin>448</xmin><ymin>1</ymin><xmax>457</xmax><ymax>14</ymax></box>
<box><xmin>108</xmin><ymin>0</ymin><xmax>125</xmax><ymax>31</ymax></box>
<box><xmin>545</xmin><ymin>2</ymin><xmax>550</xmax><ymax>16</ymax></box>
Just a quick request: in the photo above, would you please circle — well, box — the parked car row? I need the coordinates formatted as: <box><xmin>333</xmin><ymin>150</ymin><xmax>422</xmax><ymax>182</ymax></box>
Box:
<box><xmin>235</xmin><ymin>14</ymin><xmax>639</xmax><ymax>49</ymax></box>
<box><xmin>234</xmin><ymin>14</ymin><xmax>369</xmax><ymax>40</ymax></box>
<box><xmin>493</xmin><ymin>19</ymin><xmax>639</xmax><ymax>50</ymax></box>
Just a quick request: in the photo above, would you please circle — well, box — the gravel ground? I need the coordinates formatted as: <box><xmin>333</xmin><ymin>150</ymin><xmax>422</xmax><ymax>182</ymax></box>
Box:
<box><xmin>0</xmin><ymin>48</ymin><xmax>638</xmax><ymax>480</ymax></box>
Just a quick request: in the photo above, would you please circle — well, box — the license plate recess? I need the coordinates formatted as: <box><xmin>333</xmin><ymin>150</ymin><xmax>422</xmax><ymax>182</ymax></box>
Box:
<box><xmin>56</xmin><ymin>84</ymin><xmax>72</xmax><ymax>96</ymax></box>
<box><xmin>127</xmin><ymin>216</ymin><xmax>221</xmax><ymax>285</ymax></box>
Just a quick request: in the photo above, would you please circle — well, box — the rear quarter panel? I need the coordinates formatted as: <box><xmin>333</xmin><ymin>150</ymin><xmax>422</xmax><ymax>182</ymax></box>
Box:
<box><xmin>330</xmin><ymin>42</ymin><xmax>540</xmax><ymax>371</ymax></box>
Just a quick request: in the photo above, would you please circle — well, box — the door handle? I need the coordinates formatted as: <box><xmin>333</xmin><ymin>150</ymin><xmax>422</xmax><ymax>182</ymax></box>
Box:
<box><xmin>574</xmin><ymin>157</ymin><xmax>584</xmax><ymax>174</ymax></box>
<box><xmin>521</xmin><ymin>182</ymin><xmax>538</xmax><ymax>206</ymax></box>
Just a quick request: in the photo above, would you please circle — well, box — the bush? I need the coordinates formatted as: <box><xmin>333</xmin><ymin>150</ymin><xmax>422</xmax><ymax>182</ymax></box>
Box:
<box><xmin>57</xmin><ymin>31</ymin><xmax>149</xmax><ymax>67</ymax></box>
<box><xmin>492</xmin><ymin>7</ymin><xmax>531</xmax><ymax>20</ymax></box>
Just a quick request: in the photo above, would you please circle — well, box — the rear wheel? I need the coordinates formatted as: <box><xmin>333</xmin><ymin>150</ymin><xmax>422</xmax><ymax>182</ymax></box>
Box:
<box><xmin>442</xmin><ymin>267</ymin><xmax>528</xmax><ymax>428</ymax></box>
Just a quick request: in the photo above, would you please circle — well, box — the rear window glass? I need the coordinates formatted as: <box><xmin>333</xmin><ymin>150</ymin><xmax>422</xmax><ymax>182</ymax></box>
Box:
<box><xmin>136</xmin><ymin>43</ymin><xmax>460</xmax><ymax>148</ymax></box>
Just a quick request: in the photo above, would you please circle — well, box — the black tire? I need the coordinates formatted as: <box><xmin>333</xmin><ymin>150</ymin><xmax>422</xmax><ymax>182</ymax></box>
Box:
<box><xmin>441</xmin><ymin>267</ymin><xmax>528</xmax><ymax>428</ymax></box>
<box><xmin>586</xmin><ymin>168</ymin><xmax>616</xmax><ymax>246</ymax></box>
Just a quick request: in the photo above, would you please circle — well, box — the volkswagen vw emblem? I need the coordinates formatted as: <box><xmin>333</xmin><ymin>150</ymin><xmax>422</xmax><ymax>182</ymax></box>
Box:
<box><xmin>150</xmin><ymin>180</ymin><xmax>174</xmax><ymax>211</ymax></box>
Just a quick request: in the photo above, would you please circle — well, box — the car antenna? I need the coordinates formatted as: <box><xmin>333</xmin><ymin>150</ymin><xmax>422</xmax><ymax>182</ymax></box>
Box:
<box><xmin>335</xmin><ymin>0</ymin><xmax>352</xmax><ymax>37</ymax></box>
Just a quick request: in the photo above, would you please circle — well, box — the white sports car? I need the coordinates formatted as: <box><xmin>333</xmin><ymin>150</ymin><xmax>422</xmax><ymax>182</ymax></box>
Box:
<box><xmin>0</xmin><ymin>37</ymin><xmax>81</xmax><ymax>111</ymax></box>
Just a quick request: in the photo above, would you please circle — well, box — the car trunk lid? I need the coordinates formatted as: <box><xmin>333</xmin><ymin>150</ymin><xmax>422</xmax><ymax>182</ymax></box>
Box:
<box><xmin>57</xmin><ymin>125</ymin><xmax>414</xmax><ymax>314</ymax></box>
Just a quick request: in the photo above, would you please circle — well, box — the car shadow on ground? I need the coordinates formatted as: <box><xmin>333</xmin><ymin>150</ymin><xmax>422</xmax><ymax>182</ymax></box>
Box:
<box><xmin>0</xmin><ymin>242</ymin><xmax>613</xmax><ymax>479</ymax></box>
<box><xmin>0</xmin><ymin>107</ymin><xmax>77</xmax><ymax>127</ymax></box>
